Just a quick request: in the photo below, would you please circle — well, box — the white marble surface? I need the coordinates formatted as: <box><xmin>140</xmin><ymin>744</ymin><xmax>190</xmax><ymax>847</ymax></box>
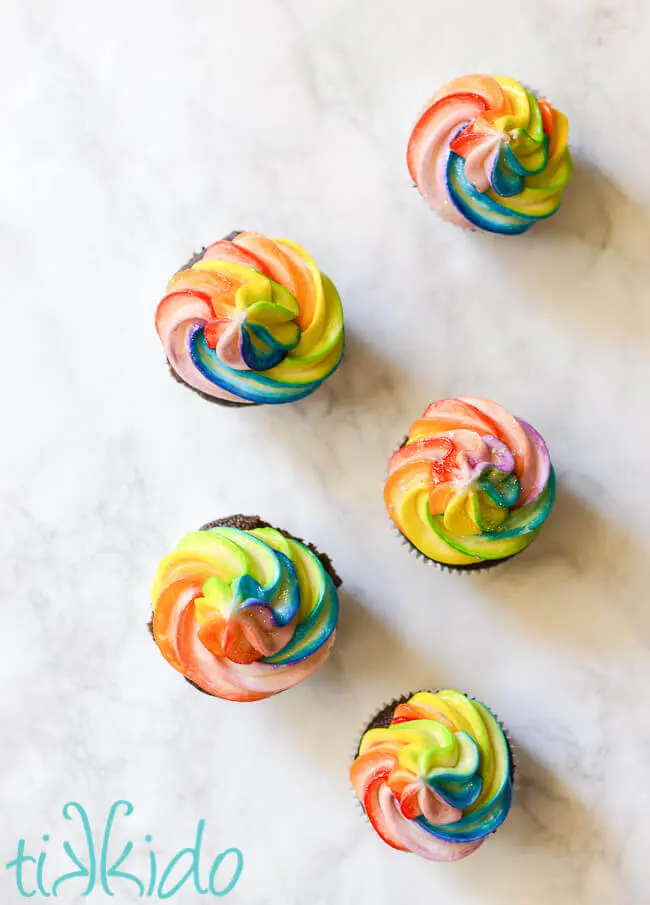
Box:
<box><xmin>2</xmin><ymin>1</ymin><xmax>650</xmax><ymax>902</ymax></box>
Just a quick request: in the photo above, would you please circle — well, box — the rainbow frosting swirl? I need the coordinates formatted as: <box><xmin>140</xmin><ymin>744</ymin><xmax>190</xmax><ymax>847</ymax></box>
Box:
<box><xmin>407</xmin><ymin>75</ymin><xmax>572</xmax><ymax>234</ymax></box>
<box><xmin>156</xmin><ymin>232</ymin><xmax>344</xmax><ymax>404</ymax></box>
<box><xmin>350</xmin><ymin>690</ymin><xmax>512</xmax><ymax>862</ymax></box>
<box><xmin>150</xmin><ymin>520</ymin><xmax>340</xmax><ymax>702</ymax></box>
<box><xmin>385</xmin><ymin>398</ymin><xmax>555</xmax><ymax>567</ymax></box>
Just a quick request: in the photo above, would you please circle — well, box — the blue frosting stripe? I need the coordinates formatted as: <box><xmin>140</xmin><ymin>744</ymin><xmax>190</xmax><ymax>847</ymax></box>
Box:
<box><xmin>416</xmin><ymin>777</ymin><xmax>513</xmax><ymax>843</ymax></box>
<box><xmin>490</xmin><ymin>148</ymin><xmax>523</xmax><ymax>198</ymax></box>
<box><xmin>478</xmin><ymin>468</ymin><xmax>521</xmax><ymax>508</ymax></box>
<box><xmin>263</xmin><ymin>552</ymin><xmax>339</xmax><ymax>666</ymax></box>
<box><xmin>482</xmin><ymin>466</ymin><xmax>556</xmax><ymax>539</ymax></box>
<box><xmin>188</xmin><ymin>325</ymin><xmax>329</xmax><ymax>404</ymax></box>
<box><xmin>240</xmin><ymin>322</ymin><xmax>295</xmax><ymax>371</ymax></box>
<box><xmin>204</xmin><ymin>528</ymin><xmax>338</xmax><ymax>666</ymax></box>
<box><xmin>416</xmin><ymin>713</ymin><xmax>513</xmax><ymax>844</ymax></box>
<box><xmin>231</xmin><ymin>551</ymin><xmax>300</xmax><ymax>628</ymax></box>
<box><xmin>501</xmin><ymin>135</ymin><xmax>549</xmax><ymax>177</ymax></box>
<box><xmin>491</xmin><ymin>164</ymin><xmax>522</xmax><ymax>198</ymax></box>
<box><xmin>446</xmin><ymin>152</ymin><xmax>539</xmax><ymax>235</ymax></box>
<box><xmin>428</xmin><ymin>773</ymin><xmax>483</xmax><ymax>810</ymax></box>
<box><xmin>421</xmin><ymin>732</ymin><xmax>484</xmax><ymax>810</ymax></box>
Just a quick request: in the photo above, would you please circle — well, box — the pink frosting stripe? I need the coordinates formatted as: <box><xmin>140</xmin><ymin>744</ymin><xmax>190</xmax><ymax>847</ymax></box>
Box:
<box><xmin>170</xmin><ymin>322</ymin><xmax>248</xmax><ymax>404</ymax></box>
<box><xmin>408</xmin><ymin>96</ymin><xmax>485</xmax><ymax>226</ymax></box>
<box><xmin>517</xmin><ymin>419</ymin><xmax>552</xmax><ymax>506</ymax></box>
<box><xmin>378</xmin><ymin>786</ymin><xmax>483</xmax><ymax>862</ymax></box>
<box><xmin>462</xmin><ymin>132</ymin><xmax>502</xmax><ymax>192</ymax></box>
<box><xmin>184</xmin><ymin>610</ymin><xmax>334</xmax><ymax>700</ymax></box>
<box><xmin>155</xmin><ymin>288</ymin><xmax>249</xmax><ymax>403</ymax></box>
<box><xmin>158</xmin><ymin>583</ymin><xmax>335</xmax><ymax>702</ymax></box>
<box><xmin>213</xmin><ymin>312</ymin><xmax>249</xmax><ymax>371</ymax></box>
<box><xmin>458</xmin><ymin>397</ymin><xmax>550</xmax><ymax>507</ymax></box>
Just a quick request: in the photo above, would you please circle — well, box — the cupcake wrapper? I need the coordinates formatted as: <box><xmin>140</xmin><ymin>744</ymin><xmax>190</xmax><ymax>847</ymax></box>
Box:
<box><xmin>168</xmin><ymin>230</ymin><xmax>259</xmax><ymax>409</ymax></box>
<box><xmin>503</xmin><ymin>725</ymin><xmax>518</xmax><ymax>792</ymax></box>
<box><xmin>387</xmin><ymin>436</ymin><xmax>516</xmax><ymax>573</ymax></box>
<box><xmin>353</xmin><ymin>690</ymin><xmax>516</xmax><ymax>832</ymax></box>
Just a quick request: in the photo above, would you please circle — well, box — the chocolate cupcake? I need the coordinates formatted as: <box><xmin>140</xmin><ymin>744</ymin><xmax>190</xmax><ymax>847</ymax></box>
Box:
<box><xmin>384</xmin><ymin>397</ymin><xmax>555</xmax><ymax>571</ymax></box>
<box><xmin>155</xmin><ymin>231</ymin><xmax>345</xmax><ymax>406</ymax></box>
<box><xmin>149</xmin><ymin>516</ymin><xmax>341</xmax><ymax>702</ymax></box>
<box><xmin>350</xmin><ymin>690</ymin><xmax>513</xmax><ymax>862</ymax></box>
<box><xmin>407</xmin><ymin>75</ymin><xmax>572</xmax><ymax>235</ymax></box>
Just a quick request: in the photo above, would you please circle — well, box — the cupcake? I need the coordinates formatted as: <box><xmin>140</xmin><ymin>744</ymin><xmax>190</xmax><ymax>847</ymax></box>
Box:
<box><xmin>149</xmin><ymin>515</ymin><xmax>341</xmax><ymax>701</ymax></box>
<box><xmin>155</xmin><ymin>231</ymin><xmax>345</xmax><ymax>405</ymax></box>
<box><xmin>384</xmin><ymin>397</ymin><xmax>555</xmax><ymax>570</ymax></box>
<box><xmin>407</xmin><ymin>75</ymin><xmax>572</xmax><ymax>234</ymax></box>
<box><xmin>350</xmin><ymin>690</ymin><xmax>513</xmax><ymax>862</ymax></box>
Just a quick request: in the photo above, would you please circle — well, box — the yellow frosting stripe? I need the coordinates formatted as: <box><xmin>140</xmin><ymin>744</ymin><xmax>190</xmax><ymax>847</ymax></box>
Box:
<box><xmin>443</xmin><ymin>490</ymin><xmax>482</xmax><ymax>536</ymax></box>
<box><xmin>193</xmin><ymin>259</ymin><xmax>300</xmax><ymax>319</ymax></box>
<box><xmin>151</xmin><ymin>558</ymin><xmax>215</xmax><ymax>606</ymax></box>
<box><xmin>407</xmin><ymin>692</ymin><xmax>459</xmax><ymax>724</ymax></box>
<box><xmin>273</xmin><ymin>240</ymin><xmax>327</xmax><ymax>354</ymax></box>
<box><xmin>151</xmin><ymin>532</ymin><xmax>249</xmax><ymax>603</ymax></box>
<box><xmin>485</xmin><ymin>81</ymin><xmax>570</xmax><ymax>216</ymax></box>
<box><xmin>487</xmin><ymin>183</ymin><xmax>563</xmax><ymax>216</ymax></box>
<box><xmin>527</xmin><ymin>111</ymin><xmax>572</xmax><ymax>189</ymax></box>
<box><xmin>432</xmin><ymin>692</ymin><xmax>507</xmax><ymax>813</ymax></box>
<box><xmin>491</xmin><ymin>76</ymin><xmax>530</xmax><ymax>132</ymax></box>
<box><xmin>194</xmin><ymin>574</ymin><xmax>232</xmax><ymax>624</ymax></box>
<box><xmin>286</xmin><ymin>540</ymin><xmax>322</xmax><ymax>622</ymax></box>
<box><xmin>433</xmin><ymin>691</ymin><xmax>491</xmax><ymax>756</ymax></box>
<box><xmin>264</xmin><ymin>274</ymin><xmax>344</xmax><ymax>383</ymax></box>
<box><xmin>405</xmin><ymin>490</ymin><xmax>477</xmax><ymax>566</ymax></box>
<box><xmin>250</xmin><ymin>526</ymin><xmax>292</xmax><ymax>558</ymax></box>
<box><xmin>472</xmin><ymin>701</ymin><xmax>509</xmax><ymax>809</ymax></box>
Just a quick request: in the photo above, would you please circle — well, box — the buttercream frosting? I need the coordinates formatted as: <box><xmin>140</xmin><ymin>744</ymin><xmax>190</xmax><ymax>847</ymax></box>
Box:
<box><xmin>350</xmin><ymin>690</ymin><xmax>512</xmax><ymax>861</ymax></box>
<box><xmin>385</xmin><ymin>397</ymin><xmax>555</xmax><ymax>566</ymax></box>
<box><xmin>156</xmin><ymin>232</ymin><xmax>344</xmax><ymax>404</ymax></box>
<box><xmin>407</xmin><ymin>75</ymin><xmax>572</xmax><ymax>234</ymax></box>
<box><xmin>150</xmin><ymin>521</ymin><xmax>340</xmax><ymax>702</ymax></box>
